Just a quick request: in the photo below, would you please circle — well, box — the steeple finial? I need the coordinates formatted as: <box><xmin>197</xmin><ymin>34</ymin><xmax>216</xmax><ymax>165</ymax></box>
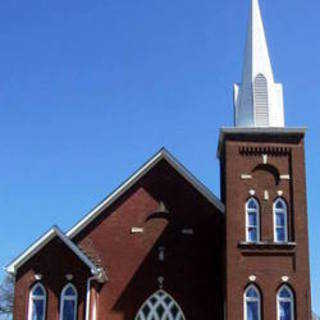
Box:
<box><xmin>234</xmin><ymin>0</ymin><xmax>285</xmax><ymax>128</ymax></box>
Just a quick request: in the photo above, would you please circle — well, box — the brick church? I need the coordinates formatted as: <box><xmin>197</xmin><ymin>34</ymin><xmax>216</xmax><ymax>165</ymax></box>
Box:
<box><xmin>6</xmin><ymin>0</ymin><xmax>312</xmax><ymax>319</ymax></box>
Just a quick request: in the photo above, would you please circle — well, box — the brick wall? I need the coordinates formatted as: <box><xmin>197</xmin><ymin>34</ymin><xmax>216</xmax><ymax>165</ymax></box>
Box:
<box><xmin>13</xmin><ymin>160</ymin><xmax>224</xmax><ymax>320</ymax></box>
<box><xmin>220</xmin><ymin>131</ymin><xmax>312</xmax><ymax>320</ymax></box>
<box><xmin>14</xmin><ymin>238</ymin><xmax>91</xmax><ymax>320</ymax></box>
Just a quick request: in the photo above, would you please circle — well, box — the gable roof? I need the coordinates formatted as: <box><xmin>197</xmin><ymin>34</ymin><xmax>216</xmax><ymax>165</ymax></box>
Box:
<box><xmin>67</xmin><ymin>148</ymin><xmax>225</xmax><ymax>239</ymax></box>
<box><xmin>5</xmin><ymin>226</ymin><xmax>100</xmax><ymax>275</ymax></box>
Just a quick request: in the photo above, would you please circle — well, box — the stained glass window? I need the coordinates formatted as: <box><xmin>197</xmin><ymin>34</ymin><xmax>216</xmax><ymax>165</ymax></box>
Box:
<box><xmin>246</xmin><ymin>198</ymin><xmax>260</xmax><ymax>243</ymax></box>
<box><xmin>274</xmin><ymin>198</ymin><xmax>288</xmax><ymax>242</ymax></box>
<box><xmin>277</xmin><ymin>286</ymin><xmax>294</xmax><ymax>320</ymax></box>
<box><xmin>244</xmin><ymin>285</ymin><xmax>261</xmax><ymax>320</ymax></box>
<box><xmin>60</xmin><ymin>284</ymin><xmax>77</xmax><ymax>320</ymax></box>
<box><xmin>135</xmin><ymin>290</ymin><xmax>185</xmax><ymax>320</ymax></box>
<box><xmin>28</xmin><ymin>283</ymin><xmax>46</xmax><ymax>320</ymax></box>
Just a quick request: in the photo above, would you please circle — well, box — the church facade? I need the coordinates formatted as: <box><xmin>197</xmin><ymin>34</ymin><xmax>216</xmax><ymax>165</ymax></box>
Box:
<box><xmin>6</xmin><ymin>1</ymin><xmax>312</xmax><ymax>320</ymax></box>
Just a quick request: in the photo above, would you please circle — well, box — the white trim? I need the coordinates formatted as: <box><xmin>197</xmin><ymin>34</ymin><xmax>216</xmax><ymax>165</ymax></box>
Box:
<box><xmin>262</xmin><ymin>154</ymin><xmax>268</xmax><ymax>164</ymax></box>
<box><xmin>181</xmin><ymin>228</ymin><xmax>194</xmax><ymax>235</ymax></box>
<box><xmin>60</xmin><ymin>283</ymin><xmax>78</xmax><ymax>320</ymax></box>
<box><xmin>241</xmin><ymin>174</ymin><xmax>253</xmax><ymax>179</ymax></box>
<box><xmin>244</xmin><ymin>284</ymin><xmax>261</xmax><ymax>320</ymax></box>
<box><xmin>67</xmin><ymin>148</ymin><xmax>225</xmax><ymax>239</ymax></box>
<box><xmin>277</xmin><ymin>285</ymin><xmax>295</xmax><ymax>320</ymax></box>
<box><xmin>28</xmin><ymin>283</ymin><xmax>46</xmax><ymax>320</ymax></box>
<box><xmin>280</xmin><ymin>175</ymin><xmax>290</xmax><ymax>180</ymax></box>
<box><xmin>273</xmin><ymin>198</ymin><xmax>288</xmax><ymax>243</ymax></box>
<box><xmin>5</xmin><ymin>226</ymin><xmax>99</xmax><ymax>275</ymax></box>
<box><xmin>245</xmin><ymin>198</ymin><xmax>260</xmax><ymax>243</ymax></box>
<box><xmin>131</xmin><ymin>227</ymin><xmax>144</xmax><ymax>234</ymax></box>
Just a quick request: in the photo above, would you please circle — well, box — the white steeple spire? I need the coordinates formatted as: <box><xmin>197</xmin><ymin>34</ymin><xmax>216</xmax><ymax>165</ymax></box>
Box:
<box><xmin>234</xmin><ymin>0</ymin><xmax>285</xmax><ymax>127</ymax></box>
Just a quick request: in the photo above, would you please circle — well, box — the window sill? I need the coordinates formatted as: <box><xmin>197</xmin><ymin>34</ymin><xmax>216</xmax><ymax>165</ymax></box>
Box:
<box><xmin>238</xmin><ymin>241</ymin><xmax>296</xmax><ymax>253</ymax></box>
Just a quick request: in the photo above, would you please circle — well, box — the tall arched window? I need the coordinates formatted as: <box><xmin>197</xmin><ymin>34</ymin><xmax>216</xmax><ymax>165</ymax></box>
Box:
<box><xmin>28</xmin><ymin>283</ymin><xmax>46</xmax><ymax>320</ymax></box>
<box><xmin>244</xmin><ymin>285</ymin><xmax>261</xmax><ymax>320</ymax></box>
<box><xmin>273</xmin><ymin>198</ymin><xmax>288</xmax><ymax>243</ymax></box>
<box><xmin>246</xmin><ymin>198</ymin><xmax>260</xmax><ymax>243</ymax></box>
<box><xmin>254</xmin><ymin>74</ymin><xmax>269</xmax><ymax>127</ymax></box>
<box><xmin>277</xmin><ymin>285</ymin><xmax>295</xmax><ymax>320</ymax></box>
<box><xmin>60</xmin><ymin>283</ymin><xmax>77</xmax><ymax>320</ymax></box>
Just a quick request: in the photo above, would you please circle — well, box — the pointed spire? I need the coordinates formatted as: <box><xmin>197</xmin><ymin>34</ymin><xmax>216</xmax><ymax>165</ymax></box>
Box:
<box><xmin>234</xmin><ymin>0</ymin><xmax>285</xmax><ymax>128</ymax></box>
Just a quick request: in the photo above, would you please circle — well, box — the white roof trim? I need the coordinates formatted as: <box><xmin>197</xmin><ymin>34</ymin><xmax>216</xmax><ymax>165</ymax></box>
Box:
<box><xmin>67</xmin><ymin>148</ymin><xmax>224</xmax><ymax>239</ymax></box>
<box><xmin>5</xmin><ymin>226</ymin><xmax>99</xmax><ymax>275</ymax></box>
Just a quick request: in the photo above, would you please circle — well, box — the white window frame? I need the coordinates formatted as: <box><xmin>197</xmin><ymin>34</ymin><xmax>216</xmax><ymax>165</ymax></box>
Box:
<box><xmin>273</xmin><ymin>198</ymin><xmax>288</xmax><ymax>243</ymax></box>
<box><xmin>245</xmin><ymin>198</ymin><xmax>260</xmax><ymax>243</ymax></box>
<box><xmin>28</xmin><ymin>282</ymin><xmax>46</xmax><ymax>320</ymax></box>
<box><xmin>59</xmin><ymin>283</ymin><xmax>78</xmax><ymax>320</ymax></box>
<box><xmin>277</xmin><ymin>285</ymin><xmax>295</xmax><ymax>320</ymax></box>
<box><xmin>243</xmin><ymin>284</ymin><xmax>261</xmax><ymax>320</ymax></box>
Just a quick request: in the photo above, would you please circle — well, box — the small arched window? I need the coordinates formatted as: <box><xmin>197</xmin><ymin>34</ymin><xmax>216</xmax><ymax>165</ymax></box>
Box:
<box><xmin>254</xmin><ymin>74</ymin><xmax>269</xmax><ymax>127</ymax></box>
<box><xmin>277</xmin><ymin>285</ymin><xmax>295</xmax><ymax>320</ymax></box>
<box><xmin>273</xmin><ymin>198</ymin><xmax>288</xmax><ymax>243</ymax></box>
<box><xmin>28</xmin><ymin>283</ymin><xmax>46</xmax><ymax>320</ymax></box>
<box><xmin>246</xmin><ymin>198</ymin><xmax>260</xmax><ymax>243</ymax></box>
<box><xmin>60</xmin><ymin>283</ymin><xmax>78</xmax><ymax>320</ymax></box>
<box><xmin>244</xmin><ymin>285</ymin><xmax>261</xmax><ymax>320</ymax></box>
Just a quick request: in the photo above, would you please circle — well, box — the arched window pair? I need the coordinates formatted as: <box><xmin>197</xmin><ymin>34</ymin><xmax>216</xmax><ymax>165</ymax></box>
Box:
<box><xmin>28</xmin><ymin>283</ymin><xmax>77</xmax><ymax>320</ymax></box>
<box><xmin>244</xmin><ymin>284</ymin><xmax>295</xmax><ymax>320</ymax></box>
<box><xmin>245</xmin><ymin>198</ymin><xmax>288</xmax><ymax>243</ymax></box>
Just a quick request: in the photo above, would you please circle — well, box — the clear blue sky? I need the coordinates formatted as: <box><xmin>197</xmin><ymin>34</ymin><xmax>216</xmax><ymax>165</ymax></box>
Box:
<box><xmin>0</xmin><ymin>0</ymin><xmax>319</xmax><ymax>314</ymax></box>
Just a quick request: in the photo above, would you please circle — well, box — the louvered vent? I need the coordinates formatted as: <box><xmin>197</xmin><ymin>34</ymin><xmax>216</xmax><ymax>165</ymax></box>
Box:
<box><xmin>254</xmin><ymin>74</ymin><xmax>269</xmax><ymax>126</ymax></box>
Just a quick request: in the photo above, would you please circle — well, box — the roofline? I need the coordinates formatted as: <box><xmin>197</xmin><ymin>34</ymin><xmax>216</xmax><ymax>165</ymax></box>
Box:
<box><xmin>5</xmin><ymin>226</ymin><xmax>99</xmax><ymax>275</ymax></box>
<box><xmin>217</xmin><ymin>127</ymin><xmax>307</xmax><ymax>158</ymax></box>
<box><xmin>67</xmin><ymin>148</ymin><xmax>224</xmax><ymax>239</ymax></box>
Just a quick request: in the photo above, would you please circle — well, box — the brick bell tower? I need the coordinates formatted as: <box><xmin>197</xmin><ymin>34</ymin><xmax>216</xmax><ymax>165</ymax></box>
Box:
<box><xmin>218</xmin><ymin>1</ymin><xmax>312</xmax><ymax>319</ymax></box>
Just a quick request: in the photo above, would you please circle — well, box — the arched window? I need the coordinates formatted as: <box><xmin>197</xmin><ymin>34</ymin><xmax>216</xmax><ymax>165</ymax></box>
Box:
<box><xmin>135</xmin><ymin>290</ymin><xmax>185</xmax><ymax>320</ymax></box>
<box><xmin>60</xmin><ymin>283</ymin><xmax>77</xmax><ymax>320</ymax></box>
<box><xmin>277</xmin><ymin>285</ymin><xmax>295</xmax><ymax>320</ymax></box>
<box><xmin>246</xmin><ymin>198</ymin><xmax>260</xmax><ymax>243</ymax></box>
<box><xmin>28</xmin><ymin>283</ymin><xmax>46</xmax><ymax>320</ymax></box>
<box><xmin>244</xmin><ymin>285</ymin><xmax>261</xmax><ymax>320</ymax></box>
<box><xmin>254</xmin><ymin>74</ymin><xmax>269</xmax><ymax>127</ymax></box>
<box><xmin>273</xmin><ymin>198</ymin><xmax>288</xmax><ymax>243</ymax></box>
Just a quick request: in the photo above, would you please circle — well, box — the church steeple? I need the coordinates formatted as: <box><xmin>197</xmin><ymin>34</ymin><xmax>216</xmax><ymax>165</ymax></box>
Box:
<box><xmin>234</xmin><ymin>0</ymin><xmax>285</xmax><ymax>128</ymax></box>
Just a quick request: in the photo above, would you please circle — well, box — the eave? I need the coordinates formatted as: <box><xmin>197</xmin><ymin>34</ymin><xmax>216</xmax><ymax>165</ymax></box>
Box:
<box><xmin>5</xmin><ymin>226</ymin><xmax>101</xmax><ymax>276</ymax></box>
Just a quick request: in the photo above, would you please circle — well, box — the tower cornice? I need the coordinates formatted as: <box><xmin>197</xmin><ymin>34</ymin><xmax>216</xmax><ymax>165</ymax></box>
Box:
<box><xmin>217</xmin><ymin>127</ymin><xmax>306</xmax><ymax>158</ymax></box>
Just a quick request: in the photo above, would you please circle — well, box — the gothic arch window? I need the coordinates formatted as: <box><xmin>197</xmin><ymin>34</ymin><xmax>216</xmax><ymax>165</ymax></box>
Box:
<box><xmin>135</xmin><ymin>290</ymin><xmax>185</xmax><ymax>320</ymax></box>
<box><xmin>273</xmin><ymin>198</ymin><xmax>288</xmax><ymax>243</ymax></box>
<box><xmin>244</xmin><ymin>284</ymin><xmax>261</xmax><ymax>320</ymax></box>
<box><xmin>28</xmin><ymin>282</ymin><xmax>46</xmax><ymax>320</ymax></box>
<box><xmin>246</xmin><ymin>198</ymin><xmax>260</xmax><ymax>243</ymax></box>
<box><xmin>254</xmin><ymin>74</ymin><xmax>269</xmax><ymax>126</ymax></box>
<box><xmin>60</xmin><ymin>283</ymin><xmax>78</xmax><ymax>320</ymax></box>
<box><xmin>277</xmin><ymin>285</ymin><xmax>295</xmax><ymax>320</ymax></box>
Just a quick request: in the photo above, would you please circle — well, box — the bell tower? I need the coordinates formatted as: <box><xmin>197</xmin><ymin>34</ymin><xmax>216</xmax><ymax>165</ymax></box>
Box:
<box><xmin>219</xmin><ymin>1</ymin><xmax>312</xmax><ymax>319</ymax></box>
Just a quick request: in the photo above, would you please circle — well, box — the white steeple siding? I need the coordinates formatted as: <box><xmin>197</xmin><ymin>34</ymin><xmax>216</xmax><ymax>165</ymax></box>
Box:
<box><xmin>234</xmin><ymin>0</ymin><xmax>285</xmax><ymax>127</ymax></box>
